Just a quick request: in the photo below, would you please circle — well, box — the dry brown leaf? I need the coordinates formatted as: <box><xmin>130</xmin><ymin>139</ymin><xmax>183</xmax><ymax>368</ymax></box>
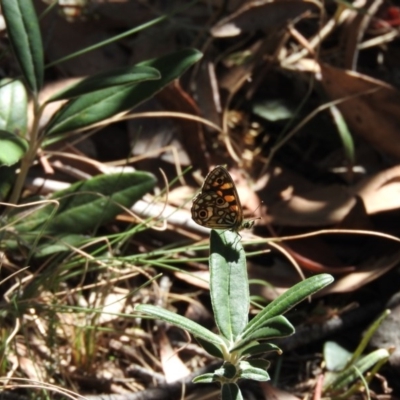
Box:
<box><xmin>269</xmin><ymin>184</ymin><xmax>355</xmax><ymax>226</ymax></box>
<box><xmin>260</xmin><ymin>381</ymin><xmax>301</xmax><ymax>400</ymax></box>
<box><xmin>318</xmin><ymin>243</ymin><xmax>400</xmax><ymax>294</ymax></box>
<box><xmin>339</xmin><ymin>0</ymin><xmax>384</xmax><ymax>69</ymax></box>
<box><xmin>268</xmin><ymin>165</ymin><xmax>400</xmax><ymax>227</ymax></box>
<box><xmin>320</xmin><ymin>63</ymin><xmax>400</xmax><ymax>158</ymax></box>
<box><xmin>211</xmin><ymin>0</ymin><xmax>321</xmax><ymax>37</ymax></box>
<box><xmin>249</xmin><ymin>231</ymin><xmax>400</xmax><ymax>296</ymax></box>
<box><xmin>174</xmin><ymin>270</ymin><xmax>210</xmax><ymax>290</ymax></box>
<box><xmin>158</xmin><ymin>330</ymin><xmax>190</xmax><ymax>383</ymax></box>
<box><xmin>356</xmin><ymin>164</ymin><xmax>400</xmax><ymax>213</ymax></box>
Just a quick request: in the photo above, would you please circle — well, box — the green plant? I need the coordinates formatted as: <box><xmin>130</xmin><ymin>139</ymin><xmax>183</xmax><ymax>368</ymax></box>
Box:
<box><xmin>0</xmin><ymin>0</ymin><xmax>202</xmax><ymax>247</ymax></box>
<box><xmin>323</xmin><ymin>310</ymin><xmax>391</xmax><ymax>399</ymax></box>
<box><xmin>136</xmin><ymin>230</ymin><xmax>334</xmax><ymax>399</ymax></box>
<box><xmin>0</xmin><ymin>1</ymin><xmax>202</xmax><ymax>393</ymax></box>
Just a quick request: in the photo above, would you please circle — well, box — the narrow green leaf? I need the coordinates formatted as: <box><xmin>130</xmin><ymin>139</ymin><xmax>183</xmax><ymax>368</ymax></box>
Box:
<box><xmin>47</xmin><ymin>65</ymin><xmax>161</xmax><ymax>102</ymax></box>
<box><xmin>210</xmin><ymin>230</ymin><xmax>250</xmax><ymax>342</ymax></box>
<box><xmin>244</xmin><ymin>274</ymin><xmax>333</xmax><ymax>336</ymax></box>
<box><xmin>45</xmin><ymin>49</ymin><xmax>203</xmax><ymax>135</ymax></box>
<box><xmin>192</xmin><ymin>373</ymin><xmax>216</xmax><ymax>383</ymax></box>
<box><xmin>324</xmin><ymin>349</ymin><xmax>389</xmax><ymax>391</ymax></box>
<box><xmin>0</xmin><ymin>78</ymin><xmax>28</xmax><ymax>135</ymax></box>
<box><xmin>34</xmin><ymin>234</ymin><xmax>87</xmax><ymax>257</ymax></box>
<box><xmin>1</xmin><ymin>0</ymin><xmax>44</xmax><ymax>94</ymax></box>
<box><xmin>0</xmin><ymin>130</ymin><xmax>28</xmax><ymax>166</ymax></box>
<box><xmin>14</xmin><ymin>172</ymin><xmax>156</xmax><ymax>234</ymax></box>
<box><xmin>135</xmin><ymin>304</ymin><xmax>225</xmax><ymax>347</ymax></box>
<box><xmin>330</xmin><ymin>105</ymin><xmax>355</xmax><ymax>165</ymax></box>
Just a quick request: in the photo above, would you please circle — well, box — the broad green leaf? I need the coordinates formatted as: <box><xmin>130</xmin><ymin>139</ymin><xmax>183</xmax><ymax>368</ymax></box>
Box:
<box><xmin>1</xmin><ymin>0</ymin><xmax>44</xmax><ymax>94</ymax></box>
<box><xmin>196</xmin><ymin>337</ymin><xmax>224</xmax><ymax>359</ymax></box>
<box><xmin>210</xmin><ymin>230</ymin><xmax>249</xmax><ymax>342</ymax></box>
<box><xmin>0</xmin><ymin>130</ymin><xmax>28</xmax><ymax>166</ymax></box>
<box><xmin>221</xmin><ymin>383</ymin><xmax>242</xmax><ymax>400</ymax></box>
<box><xmin>214</xmin><ymin>363</ymin><xmax>237</xmax><ymax>379</ymax></box>
<box><xmin>135</xmin><ymin>304</ymin><xmax>225</xmax><ymax>347</ymax></box>
<box><xmin>232</xmin><ymin>316</ymin><xmax>294</xmax><ymax>352</ymax></box>
<box><xmin>14</xmin><ymin>172</ymin><xmax>156</xmax><ymax>234</ymax></box>
<box><xmin>252</xmin><ymin>98</ymin><xmax>295</xmax><ymax>121</ymax></box>
<box><xmin>238</xmin><ymin>360</ymin><xmax>270</xmax><ymax>381</ymax></box>
<box><xmin>47</xmin><ymin>65</ymin><xmax>161</xmax><ymax>102</ymax></box>
<box><xmin>324</xmin><ymin>341</ymin><xmax>352</xmax><ymax>372</ymax></box>
<box><xmin>240</xmin><ymin>320</ymin><xmax>294</xmax><ymax>343</ymax></box>
<box><xmin>244</xmin><ymin>274</ymin><xmax>333</xmax><ymax>336</ymax></box>
<box><xmin>0</xmin><ymin>164</ymin><xmax>17</xmax><ymax>201</ymax></box>
<box><xmin>237</xmin><ymin>342</ymin><xmax>281</xmax><ymax>357</ymax></box>
<box><xmin>45</xmin><ymin>48</ymin><xmax>203</xmax><ymax>135</ymax></box>
<box><xmin>0</xmin><ymin>78</ymin><xmax>28</xmax><ymax>135</ymax></box>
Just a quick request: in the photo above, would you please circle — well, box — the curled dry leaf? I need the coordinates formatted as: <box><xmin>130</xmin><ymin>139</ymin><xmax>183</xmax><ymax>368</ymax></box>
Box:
<box><xmin>320</xmin><ymin>63</ymin><xmax>400</xmax><ymax>158</ymax></box>
<box><xmin>269</xmin><ymin>183</ymin><xmax>355</xmax><ymax>227</ymax></box>
<box><xmin>269</xmin><ymin>165</ymin><xmax>400</xmax><ymax>227</ymax></box>
<box><xmin>356</xmin><ymin>164</ymin><xmax>400</xmax><ymax>214</ymax></box>
<box><xmin>318</xmin><ymin>236</ymin><xmax>400</xmax><ymax>294</ymax></box>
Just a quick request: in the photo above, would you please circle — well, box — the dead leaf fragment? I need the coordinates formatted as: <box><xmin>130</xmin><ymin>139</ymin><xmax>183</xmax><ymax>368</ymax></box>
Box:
<box><xmin>321</xmin><ymin>63</ymin><xmax>400</xmax><ymax>158</ymax></box>
<box><xmin>211</xmin><ymin>0</ymin><xmax>321</xmax><ymax>37</ymax></box>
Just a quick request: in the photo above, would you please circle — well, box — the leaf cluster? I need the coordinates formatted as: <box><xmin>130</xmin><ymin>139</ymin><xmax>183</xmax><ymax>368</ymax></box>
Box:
<box><xmin>136</xmin><ymin>230</ymin><xmax>333</xmax><ymax>399</ymax></box>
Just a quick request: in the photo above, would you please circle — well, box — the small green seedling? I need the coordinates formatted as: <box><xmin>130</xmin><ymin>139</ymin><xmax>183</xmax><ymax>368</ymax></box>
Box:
<box><xmin>323</xmin><ymin>310</ymin><xmax>391</xmax><ymax>398</ymax></box>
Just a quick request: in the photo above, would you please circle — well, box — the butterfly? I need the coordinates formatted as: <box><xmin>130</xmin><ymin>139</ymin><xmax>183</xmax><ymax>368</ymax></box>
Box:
<box><xmin>191</xmin><ymin>165</ymin><xmax>255</xmax><ymax>232</ymax></box>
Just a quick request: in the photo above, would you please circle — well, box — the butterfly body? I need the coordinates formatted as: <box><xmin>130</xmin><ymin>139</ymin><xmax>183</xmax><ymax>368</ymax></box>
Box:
<box><xmin>191</xmin><ymin>166</ymin><xmax>255</xmax><ymax>232</ymax></box>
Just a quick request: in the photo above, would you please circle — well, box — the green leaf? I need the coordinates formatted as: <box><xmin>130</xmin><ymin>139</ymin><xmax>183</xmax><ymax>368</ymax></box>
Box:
<box><xmin>252</xmin><ymin>98</ymin><xmax>295</xmax><ymax>121</ymax></box>
<box><xmin>324</xmin><ymin>341</ymin><xmax>352</xmax><ymax>372</ymax></box>
<box><xmin>238</xmin><ymin>360</ymin><xmax>270</xmax><ymax>381</ymax></box>
<box><xmin>45</xmin><ymin>48</ymin><xmax>203</xmax><ymax>135</ymax></box>
<box><xmin>192</xmin><ymin>373</ymin><xmax>216</xmax><ymax>383</ymax></box>
<box><xmin>242</xmin><ymin>322</ymin><xmax>294</xmax><ymax>343</ymax></box>
<box><xmin>330</xmin><ymin>105</ymin><xmax>355</xmax><ymax>165</ymax></box>
<box><xmin>135</xmin><ymin>304</ymin><xmax>225</xmax><ymax>347</ymax></box>
<box><xmin>215</xmin><ymin>363</ymin><xmax>237</xmax><ymax>379</ymax></box>
<box><xmin>47</xmin><ymin>65</ymin><xmax>161</xmax><ymax>102</ymax></box>
<box><xmin>237</xmin><ymin>342</ymin><xmax>282</xmax><ymax>357</ymax></box>
<box><xmin>196</xmin><ymin>337</ymin><xmax>224</xmax><ymax>359</ymax></box>
<box><xmin>210</xmin><ymin>230</ymin><xmax>249</xmax><ymax>342</ymax></box>
<box><xmin>0</xmin><ymin>164</ymin><xmax>17</xmax><ymax>201</ymax></box>
<box><xmin>14</xmin><ymin>172</ymin><xmax>156</xmax><ymax>234</ymax></box>
<box><xmin>34</xmin><ymin>234</ymin><xmax>88</xmax><ymax>257</ymax></box>
<box><xmin>1</xmin><ymin>0</ymin><xmax>44</xmax><ymax>94</ymax></box>
<box><xmin>324</xmin><ymin>348</ymin><xmax>390</xmax><ymax>391</ymax></box>
<box><xmin>0</xmin><ymin>78</ymin><xmax>28</xmax><ymax>135</ymax></box>
<box><xmin>244</xmin><ymin>274</ymin><xmax>333</xmax><ymax>336</ymax></box>
<box><xmin>221</xmin><ymin>383</ymin><xmax>242</xmax><ymax>400</ymax></box>
<box><xmin>232</xmin><ymin>316</ymin><xmax>294</xmax><ymax>352</ymax></box>
<box><xmin>0</xmin><ymin>130</ymin><xmax>28</xmax><ymax>166</ymax></box>
<box><xmin>242</xmin><ymin>315</ymin><xmax>294</xmax><ymax>341</ymax></box>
